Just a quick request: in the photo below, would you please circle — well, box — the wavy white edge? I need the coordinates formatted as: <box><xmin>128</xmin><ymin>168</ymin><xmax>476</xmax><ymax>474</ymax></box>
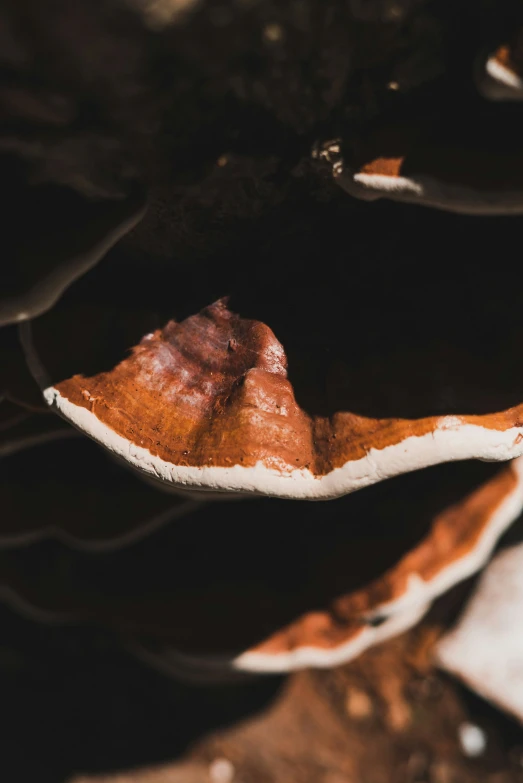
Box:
<box><xmin>0</xmin><ymin>200</ymin><xmax>146</xmax><ymax>327</ymax></box>
<box><xmin>480</xmin><ymin>56</ymin><xmax>523</xmax><ymax>101</ymax></box>
<box><xmin>0</xmin><ymin>449</ymin><xmax>521</xmax><ymax>675</ymax></box>
<box><xmin>436</xmin><ymin>541</ymin><xmax>523</xmax><ymax>723</ymax></box>
<box><xmin>235</xmin><ymin>457</ymin><xmax>523</xmax><ymax>671</ymax></box>
<box><xmin>44</xmin><ymin>385</ymin><xmax>523</xmax><ymax>500</ymax></box>
<box><xmin>131</xmin><ymin>600</ymin><xmax>431</xmax><ymax>678</ymax></box>
<box><xmin>235</xmin><ymin>601</ymin><xmax>431</xmax><ymax>673</ymax></box>
<box><xmin>336</xmin><ymin>168</ymin><xmax>523</xmax><ymax>215</ymax></box>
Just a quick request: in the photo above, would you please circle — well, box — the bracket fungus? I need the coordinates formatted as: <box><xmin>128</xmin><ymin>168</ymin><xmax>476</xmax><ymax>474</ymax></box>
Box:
<box><xmin>235</xmin><ymin>458</ymin><xmax>523</xmax><ymax>672</ymax></box>
<box><xmin>323</xmin><ymin>27</ymin><xmax>523</xmax><ymax>215</ymax></box>
<box><xmin>479</xmin><ymin>35</ymin><xmax>523</xmax><ymax>101</ymax></box>
<box><xmin>0</xmin><ymin>458</ymin><xmax>521</xmax><ymax>674</ymax></box>
<box><xmin>436</xmin><ymin>541</ymin><xmax>523</xmax><ymax>725</ymax></box>
<box><xmin>41</xmin><ymin>299</ymin><xmax>523</xmax><ymax>500</ymax></box>
<box><xmin>331</xmin><ymin>96</ymin><xmax>523</xmax><ymax>215</ymax></box>
<box><xmin>69</xmin><ymin>628</ymin><xmax>512</xmax><ymax>783</ymax></box>
<box><xmin>6</xmin><ymin>4</ymin><xmax>523</xmax><ymax>775</ymax></box>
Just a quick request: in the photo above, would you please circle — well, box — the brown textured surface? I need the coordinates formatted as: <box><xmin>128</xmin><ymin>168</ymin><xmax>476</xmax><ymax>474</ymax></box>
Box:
<box><xmin>31</xmin><ymin>161</ymin><xmax>523</xmax><ymax>429</ymax></box>
<box><xmin>360</xmin><ymin>155</ymin><xmax>405</xmax><ymax>178</ymax></box>
<box><xmin>493</xmin><ymin>30</ymin><xmax>523</xmax><ymax>78</ymax></box>
<box><xmin>68</xmin><ymin>628</ymin><xmax>523</xmax><ymax>783</ymax></box>
<box><xmin>54</xmin><ymin>300</ymin><xmax>523</xmax><ymax>478</ymax></box>
<box><xmin>55</xmin><ymin>299</ymin><xmax>312</xmax><ymax>474</ymax></box>
<box><xmin>495</xmin><ymin>44</ymin><xmax>515</xmax><ymax>71</ymax></box>
<box><xmin>252</xmin><ymin>461</ymin><xmax>519</xmax><ymax>656</ymax></box>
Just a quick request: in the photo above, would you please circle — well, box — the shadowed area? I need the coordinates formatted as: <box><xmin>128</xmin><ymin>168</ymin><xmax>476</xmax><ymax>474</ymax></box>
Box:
<box><xmin>1</xmin><ymin>157</ymin><xmax>144</xmax><ymax>326</ymax></box>
<box><xmin>33</xmin><ymin>189</ymin><xmax>523</xmax><ymax>424</ymax></box>
<box><xmin>0</xmin><ymin>437</ymin><xmax>192</xmax><ymax>548</ymax></box>
<box><xmin>0</xmin><ymin>459</ymin><xmax>502</xmax><ymax>655</ymax></box>
<box><xmin>0</xmin><ymin>607</ymin><xmax>283</xmax><ymax>783</ymax></box>
<box><xmin>347</xmin><ymin>86</ymin><xmax>523</xmax><ymax>190</ymax></box>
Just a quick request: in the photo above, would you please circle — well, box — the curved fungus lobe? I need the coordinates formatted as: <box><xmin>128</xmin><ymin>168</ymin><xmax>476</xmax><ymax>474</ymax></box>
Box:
<box><xmin>436</xmin><ymin>540</ymin><xmax>523</xmax><ymax>724</ymax></box>
<box><xmin>479</xmin><ymin>34</ymin><xmax>523</xmax><ymax>101</ymax></box>
<box><xmin>333</xmin><ymin>94</ymin><xmax>523</xmax><ymax>214</ymax></box>
<box><xmin>235</xmin><ymin>457</ymin><xmax>523</xmax><ymax>671</ymax></box>
<box><xmin>44</xmin><ymin>300</ymin><xmax>523</xmax><ymax>500</ymax></box>
<box><xmin>0</xmin><ymin>459</ymin><xmax>520</xmax><ymax>674</ymax></box>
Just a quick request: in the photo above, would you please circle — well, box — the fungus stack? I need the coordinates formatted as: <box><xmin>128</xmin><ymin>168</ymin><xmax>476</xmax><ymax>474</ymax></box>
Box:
<box><xmin>4</xmin><ymin>1</ymin><xmax>523</xmax><ymax>780</ymax></box>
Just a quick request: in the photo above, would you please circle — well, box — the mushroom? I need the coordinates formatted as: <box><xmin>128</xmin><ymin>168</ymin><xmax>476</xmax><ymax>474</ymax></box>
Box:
<box><xmin>479</xmin><ymin>34</ymin><xmax>523</xmax><ymax>101</ymax></box>
<box><xmin>6</xmin><ymin>4</ymin><xmax>523</xmax><ymax>779</ymax></box>
<box><xmin>41</xmin><ymin>300</ymin><xmax>523</xmax><ymax>500</ymax></box>
<box><xmin>436</xmin><ymin>544</ymin><xmax>523</xmax><ymax>723</ymax></box>
<box><xmin>39</xmin><ymin>627</ymin><xmax>517</xmax><ymax>783</ymax></box>
<box><xmin>236</xmin><ymin>458</ymin><xmax>523</xmax><ymax>672</ymax></box>
<box><xmin>330</xmin><ymin>93</ymin><xmax>523</xmax><ymax>214</ymax></box>
<box><xmin>0</xmin><ymin>459</ymin><xmax>520</xmax><ymax>674</ymax></box>
<box><xmin>436</xmin><ymin>539</ymin><xmax>523</xmax><ymax>724</ymax></box>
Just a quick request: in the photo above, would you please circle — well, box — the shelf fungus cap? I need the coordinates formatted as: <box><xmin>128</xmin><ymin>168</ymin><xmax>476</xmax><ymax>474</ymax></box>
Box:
<box><xmin>436</xmin><ymin>536</ymin><xmax>523</xmax><ymax>724</ymax></box>
<box><xmin>332</xmin><ymin>100</ymin><xmax>523</xmax><ymax>215</ymax></box>
<box><xmin>479</xmin><ymin>35</ymin><xmax>523</xmax><ymax>101</ymax></box>
<box><xmin>2</xmin><ymin>459</ymin><xmax>521</xmax><ymax>675</ymax></box>
<box><xmin>44</xmin><ymin>300</ymin><xmax>523</xmax><ymax>500</ymax></box>
<box><xmin>235</xmin><ymin>458</ymin><xmax>523</xmax><ymax>671</ymax></box>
